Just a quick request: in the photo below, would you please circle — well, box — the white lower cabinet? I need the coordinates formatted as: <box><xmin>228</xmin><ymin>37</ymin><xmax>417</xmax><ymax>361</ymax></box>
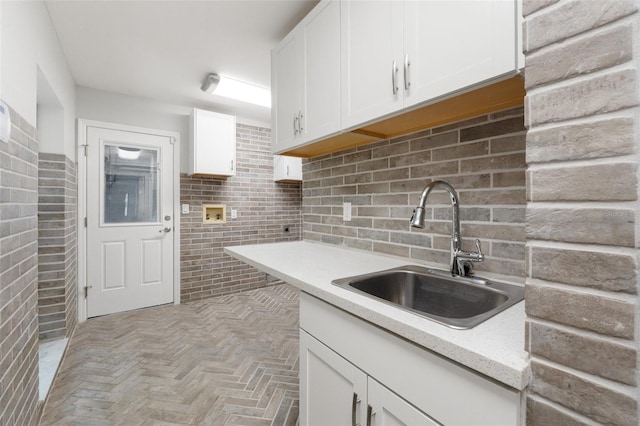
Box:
<box><xmin>299</xmin><ymin>292</ymin><xmax>522</xmax><ymax>426</ymax></box>
<box><xmin>300</xmin><ymin>331</ymin><xmax>367</xmax><ymax>425</ymax></box>
<box><xmin>368</xmin><ymin>377</ymin><xmax>439</xmax><ymax>426</ymax></box>
<box><xmin>301</xmin><ymin>330</ymin><xmax>438</xmax><ymax>426</ymax></box>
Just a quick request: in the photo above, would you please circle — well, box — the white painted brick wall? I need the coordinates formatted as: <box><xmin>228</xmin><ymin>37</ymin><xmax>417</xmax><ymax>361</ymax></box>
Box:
<box><xmin>524</xmin><ymin>0</ymin><xmax>640</xmax><ymax>424</ymax></box>
<box><xmin>0</xmin><ymin>106</ymin><xmax>41</xmax><ymax>426</ymax></box>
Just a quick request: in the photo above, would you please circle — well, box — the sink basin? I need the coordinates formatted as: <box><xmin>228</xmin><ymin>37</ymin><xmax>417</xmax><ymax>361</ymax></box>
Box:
<box><xmin>332</xmin><ymin>265</ymin><xmax>524</xmax><ymax>329</ymax></box>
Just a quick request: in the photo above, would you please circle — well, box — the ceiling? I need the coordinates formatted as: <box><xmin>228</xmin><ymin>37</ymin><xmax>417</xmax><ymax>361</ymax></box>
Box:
<box><xmin>45</xmin><ymin>0</ymin><xmax>319</xmax><ymax>124</ymax></box>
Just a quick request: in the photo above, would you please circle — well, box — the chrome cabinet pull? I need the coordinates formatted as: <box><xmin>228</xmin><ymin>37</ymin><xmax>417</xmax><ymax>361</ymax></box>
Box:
<box><xmin>293</xmin><ymin>114</ymin><xmax>298</xmax><ymax>135</ymax></box>
<box><xmin>231</xmin><ymin>160</ymin><xmax>234</xmax><ymax>171</ymax></box>
<box><xmin>352</xmin><ymin>393</ymin><xmax>361</xmax><ymax>426</ymax></box>
<box><xmin>404</xmin><ymin>54</ymin><xmax>410</xmax><ymax>91</ymax></box>
<box><xmin>366</xmin><ymin>405</ymin><xmax>375</xmax><ymax>426</ymax></box>
<box><xmin>391</xmin><ymin>60</ymin><xmax>398</xmax><ymax>95</ymax></box>
<box><xmin>298</xmin><ymin>111</ymin><xmax>304</xmax><ymax>132</ymax></box>
<box><xmin>286</xmin><ymin>165</ymin><xmax>290</xmax><ymax>176</ymax></box>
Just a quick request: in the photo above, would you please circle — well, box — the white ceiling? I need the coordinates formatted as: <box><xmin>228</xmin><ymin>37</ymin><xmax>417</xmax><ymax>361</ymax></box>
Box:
<box><xmin>45</xmin><ymin>0</ymin><xmax>319</xmax><ymax>124</ymax></box>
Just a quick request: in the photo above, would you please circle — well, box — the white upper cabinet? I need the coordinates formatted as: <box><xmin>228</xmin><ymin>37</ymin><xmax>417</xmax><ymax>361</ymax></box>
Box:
<box><xmin>188</xmin><ymin>108</ymin><xmax>236</xmax><ymax>177</ymax></box>
<box><xmin>340</xmin><ymin>0</ymin><xmax>404</xmax><ymax>129</ymax></box>
<box><xmin>272</xmin><ymin>0</ymin><xmax>341</xmax><ymax>154</ymax></box>
<box><xmin>272</xmin><ymin>0</ymin><xmax>520</xmax><ymax>156</ymax></box>
<box><xmin>403</xmin><ymin>0</ymin><xmax>517</xmax><ymax>109</ymax></box>
<box><xmin>304</xmin><ymin>0</ymin><xmax>341</xmax><ymax>143</ymax></box>
<box><xmin>274</xmin><ymin>155</ymin><xmax>303</xmax><ymax>182</ymax></box>
<box><xmin>341</xmin><ymin>0</ymin><xmax>518</xmax><ymax>129</ymax></box>
<box><xmin>272</xmin><ymin>32</ymin><xmax>303</xmax><ymax>153</ymax></box>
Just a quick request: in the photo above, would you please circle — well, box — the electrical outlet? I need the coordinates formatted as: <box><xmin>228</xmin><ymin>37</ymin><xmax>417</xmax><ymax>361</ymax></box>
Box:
<box><xmin>181</xmin><ymin>204</ymin><xmax>189</xmax><ymax>214</ymax></box>
<box><xmin>343</xmin><ymin>202</ymin><xmax>352</xmax><ymax>221</ymax></box>
<box><xmin>231</xmin><ymin>208</ymin><xmax>238</xmax><ymax>219</ymax></box>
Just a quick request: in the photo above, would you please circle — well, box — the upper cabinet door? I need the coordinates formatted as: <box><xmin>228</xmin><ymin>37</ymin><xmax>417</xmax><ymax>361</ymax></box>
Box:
<box><xmin>272</xmin><ymin>0</ymin><xmax>341</xmax><ymax>154</ymax></box>
<box><xmin>272</xmin><ymin>32</ymin><xmax>303</xmax><ymax>154</ymax></box>
<box><xmin>303</xmin><ymin>0</ymin><xmax>341</xmax><ymax>143</ymax></box>
<box><xmin>341</xmin><ymin>0</ymin><xmax>403</xmax><ymax>129</ymax></box>
<box><xmin>403</xmin><ymin>0</ymin><xmax>517</xmax><ymax>108</ymax></box>
<box><xmin>189</xmin><ymin>109</ymin><xmax>236</xmax><ymax>178</ymax></box>
<box><xmin>274</xmin><ymin>155</ymin><xmax>303</xmax><ymax>182</ymax></box>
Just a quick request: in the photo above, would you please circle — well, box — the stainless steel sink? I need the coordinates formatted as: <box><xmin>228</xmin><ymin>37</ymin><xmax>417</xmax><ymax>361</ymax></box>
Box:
<box><xmin>332</xmin><ymin>265</ymin><xmax>524</xmax><ymax>329</ymax></box>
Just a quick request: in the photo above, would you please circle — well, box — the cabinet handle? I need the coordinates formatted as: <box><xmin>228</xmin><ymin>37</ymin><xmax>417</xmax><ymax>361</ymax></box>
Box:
<box><xmin>299</xmin><ymin>111</ymin><xmax>304</xmax><ymax>132</ymax></box>
<box><xmin>230</xmin><ymin>160</ymin><xmax>234</xmax><ymax>171</ymax></box>
<box><xmin>404</xmin><ymin>54</ymin><xmax>410</xmax><ymax>91</ymax></box>
<box><xmin>352</xmin><ymin>393</ymin><xmax>361</xmax><ymax>426</ymax></box>
<box><xmin>391</xmin><ymin>60</ymin><xmax>398</xmax><ymax>95</ymax></box>
<box><xmin>366</xmin><ymin>405</ymin><xmax>375</xmax><ymax>426</ymax></box>
<box><xmin>293</xmin><ymin>114</ymin><xmax>298</xmax><ymax>135</ymax></box>
<box><xmin>286</xmin><ymin>165</ymin><xmax>290</xmax><ymax>176</ymax></box>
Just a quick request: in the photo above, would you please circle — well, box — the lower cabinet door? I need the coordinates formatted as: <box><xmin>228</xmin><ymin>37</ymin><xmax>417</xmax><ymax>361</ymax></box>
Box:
<box><xmin>367</xmin><ymin>378</ymin><xmax>439</xmax><ymax>426</ymax></box>
<box><xmin>300</xmin><ymin>330</ymin><xmax>367</xmax><ymax>426</ymax></box>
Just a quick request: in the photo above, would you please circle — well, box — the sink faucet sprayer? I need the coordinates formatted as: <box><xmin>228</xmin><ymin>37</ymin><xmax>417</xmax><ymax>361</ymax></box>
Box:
<box><xmin>410</xmin><ymin>180</ymin><xmax>484</xmax><ymax>277</ymax></box>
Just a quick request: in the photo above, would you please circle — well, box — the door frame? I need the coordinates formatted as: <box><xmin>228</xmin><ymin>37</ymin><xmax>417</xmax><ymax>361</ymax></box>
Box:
<box><xmin>77</xmin><ymin>119</ymin><xmax>181</xmax><ymax>323</ymax></box>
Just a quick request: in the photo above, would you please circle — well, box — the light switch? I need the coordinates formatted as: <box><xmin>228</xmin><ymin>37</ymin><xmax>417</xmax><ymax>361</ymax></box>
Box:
<box><xmin>0</xmin><ymin>101</ymin><xmax>11</xmax><ymax>143</ymax></box>
<box><xmin>343</xmin><ymin>202</ymin><xmax>352</xmax><ymax>221</ymax></box>
<box><xmin>181</xmin><ymin>204</ymin><xmax>189</xmax><ymax>214</ymax></box>
<box><xmin>231</xmin><ymin>208</ymin><xmax>238</xmax><ymax>219</ymax></box>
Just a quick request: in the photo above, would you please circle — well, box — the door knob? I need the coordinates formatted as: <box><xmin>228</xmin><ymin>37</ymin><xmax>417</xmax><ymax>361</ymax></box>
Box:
<box><xmin>159</xmin><ymin>227</ymin><xmax>172</xmax><ymax>233</ymax></box>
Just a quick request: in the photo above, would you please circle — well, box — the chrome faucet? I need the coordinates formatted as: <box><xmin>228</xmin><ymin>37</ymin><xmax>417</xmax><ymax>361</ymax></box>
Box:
<box><xmin>410</xmin><ymin>180</ymin><xmax>484</xmax><ymax>277</ymax></box>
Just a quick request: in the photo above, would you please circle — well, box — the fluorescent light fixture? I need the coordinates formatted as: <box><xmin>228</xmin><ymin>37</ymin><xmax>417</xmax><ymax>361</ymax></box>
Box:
<box><xmin>118</xmin><ymin>146</ymin><xmax>141</xmax><ymax>160</ymax></box>
<box><xmin>201</xmin><ymin>73</ymin><xmax>271</xmax><ymax>108</ymax></box>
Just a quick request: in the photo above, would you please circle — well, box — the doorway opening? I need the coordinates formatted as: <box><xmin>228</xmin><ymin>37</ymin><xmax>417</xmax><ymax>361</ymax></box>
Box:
<box><xmin>76</xmin><ymin>120</ymin><xmax>181</xmax><ymax>322</ymax></box>
<box><xmin>36</xmin><ymin>68</ymin><xmax>74</xmax><ymax>400</ymax></box>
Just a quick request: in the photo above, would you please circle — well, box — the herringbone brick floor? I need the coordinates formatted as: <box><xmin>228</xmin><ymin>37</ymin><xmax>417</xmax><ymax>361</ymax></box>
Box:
<box><xmin>39</xmin><ymin>284</ymin><xmax>300</xmax><ymax>426</ymax></box>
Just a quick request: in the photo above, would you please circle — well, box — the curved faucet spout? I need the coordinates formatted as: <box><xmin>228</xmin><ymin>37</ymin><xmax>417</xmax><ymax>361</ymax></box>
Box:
<box><xmin>410</xmin><ymin>180</ymin><xmax>482</xmax><ymax>277</ymax></box>
<box><xmin>410</xmin><ymin>179</ymin><xmax>461</xmax><ymax>250</ymax></box>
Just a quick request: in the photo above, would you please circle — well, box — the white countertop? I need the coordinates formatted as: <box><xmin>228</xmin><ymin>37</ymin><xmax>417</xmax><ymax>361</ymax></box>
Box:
<box><xmin>224</xmin><ymin>240</ymin><xmax>529</xmax><ymax>390</ymax></box>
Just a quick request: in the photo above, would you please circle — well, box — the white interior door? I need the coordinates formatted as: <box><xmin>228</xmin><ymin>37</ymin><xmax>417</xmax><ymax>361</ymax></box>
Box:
<box><xmin>86</xmin><ymin>126</ymin><xmax>174</xmax><ymax>317</ymax></box>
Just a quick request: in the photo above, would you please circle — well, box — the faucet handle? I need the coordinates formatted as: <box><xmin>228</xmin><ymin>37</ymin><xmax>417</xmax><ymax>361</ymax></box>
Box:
<box><xmin>473</xmin><ymin>239</ymin><xmax>484</xmax><ymax>260</ymax></box>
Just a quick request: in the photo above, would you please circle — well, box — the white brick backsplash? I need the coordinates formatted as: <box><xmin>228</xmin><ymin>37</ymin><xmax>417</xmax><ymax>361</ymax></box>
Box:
<box><xmin>527</xmin><ymin>68</ymin><xmax>638</xmax><ymax>127</ymax></box>
<box><xmin>524</xmin><ymin>0</ymin><xmax>639</xmax><ymax>422</ymax></box>
<box><xmin>524</xmin><ymin>0</ymin><xmax>637</xmax><ymax>52</ymax></box>
<box><xmin>0</xmin><ymin>107</ymin><xmax>40</xmax><ymax>426</ymax></box>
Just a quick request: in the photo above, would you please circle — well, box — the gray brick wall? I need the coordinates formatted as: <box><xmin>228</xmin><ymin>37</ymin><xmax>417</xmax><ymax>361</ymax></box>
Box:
<box><xmin>180</xmin><ymin>124</ymin><xmax>302</xmax><ymax>301</ymax></box>
<box><xmin>302</xmin><ymin>106</ymin><xmax>526</xmax><ymax>278</ymax></box>
<box><xmin>523</xmin><ymin>0</ymin><xmax>639</xmax><ymax>424</ymax></box>
<box><xmin>38</xmin><ymin>153</ymin><xmax>77</xmax><ymax>340</ymax></box>
<box><xmin>0</xmin><ymin>106</ymin><xmax>41</xmax><ymax>425</ymax></box>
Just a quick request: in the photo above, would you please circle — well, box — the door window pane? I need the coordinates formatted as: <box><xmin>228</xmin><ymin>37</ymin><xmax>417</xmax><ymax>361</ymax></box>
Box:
<box><xmin>104</xmin><ymin>145</ymin><xmax>159</xmax><ymax>223</ymax></box>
